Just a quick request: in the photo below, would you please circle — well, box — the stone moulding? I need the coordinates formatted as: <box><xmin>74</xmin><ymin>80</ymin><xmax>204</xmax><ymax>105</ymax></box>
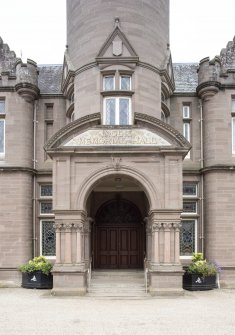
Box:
<box><xmin>44</xmin><ymin>112</ymin><xmax>191</xmax><ymax>156</ymax></box>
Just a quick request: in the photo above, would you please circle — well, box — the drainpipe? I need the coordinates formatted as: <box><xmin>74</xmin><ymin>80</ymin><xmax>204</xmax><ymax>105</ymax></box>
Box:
<box><xmin>199</xmin><ymin>99</ymin><xmax>205</xmax><ymax>256</ymax></box>
<box><xmin>32</xmin><ymin>101</ymin><xmax>38</xmax><ymax>257</ymax></box>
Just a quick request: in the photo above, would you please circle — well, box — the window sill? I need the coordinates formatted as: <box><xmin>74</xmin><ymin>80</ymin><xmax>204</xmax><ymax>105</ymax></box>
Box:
<box><xmin>101</xmin><ymin>90</ymin><xmax>134</xmax><ymax>97</ymax></box>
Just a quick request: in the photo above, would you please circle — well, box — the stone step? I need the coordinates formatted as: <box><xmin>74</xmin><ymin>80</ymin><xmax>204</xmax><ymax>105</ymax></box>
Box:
<box><xmin>87</xmin><ymin>270</ymin><xmax>149</xmax><ymax>298</ymax></box>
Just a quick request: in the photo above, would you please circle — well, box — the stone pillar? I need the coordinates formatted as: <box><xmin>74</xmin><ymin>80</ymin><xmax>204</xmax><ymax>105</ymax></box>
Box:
<box><xmin>54</xmin><ymin>223</ymin><xmax>63</xmax><ymax>264</ymax></box>
<box><xmin>163</xmin><ymin>222</ymin><xmax>172</xmax><ymax>264</ymax></box>
<box><xmin>74</xmin><ymin>223</ymin><xmax>83</xmax><ymax>264</ymax></box>
<box><xmin>148</xmin><ymin>210</ymin><xmax>184</xmax><ymax>296</ymax></box>
<box><xmin>83</xmin><ymin>218</ymin><xmax>92</xmax><ymax>267</ymax></box>
<box><xmin>173</xmin><ymin>223</ymin><xmax>181</xmax><ymax>264</ymax></box>
<box><xmin>152</xmin><ymin>222</ymin><xmax>161</xmax><ymax>264</ymax></box>
<box><xmin>51</xmin><ymin>210</ymin><xmax>87</xmax><ymax>296</ymax></box>
<box><xmin>144</xmin><ymin>217</ymin><xmax>152</xmax><ymax>264</ymax></box>
<box><xmin>64</xmin><ymin>223</ymin><xmax>73</xmax><ymax>264</ymax></box>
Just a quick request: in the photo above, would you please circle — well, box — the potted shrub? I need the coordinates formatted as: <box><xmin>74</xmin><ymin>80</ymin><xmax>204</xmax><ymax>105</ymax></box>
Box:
<box><xmin>183</xmin><ymin>253</ymin><xmax>219</xmax><ymax>291</ymax></box>
<box><xmin>19</xmin><ymin>256</ymin><xmax>53</xmax><ymax>289</ymax></box>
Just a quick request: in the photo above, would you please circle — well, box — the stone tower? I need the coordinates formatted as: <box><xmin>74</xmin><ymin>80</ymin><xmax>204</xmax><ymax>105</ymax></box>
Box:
<box><xmin>48</xmin><ymin>0</ymin><xmax>188</xmax><ymax>295</ymax></box>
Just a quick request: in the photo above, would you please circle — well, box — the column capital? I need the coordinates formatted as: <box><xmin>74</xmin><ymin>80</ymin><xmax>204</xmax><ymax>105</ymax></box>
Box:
<box><xmin>74</xmin><ymin>222</ymin><xmax>84</xmax><ymax>232</ymax></box>
<box><xmin>173</xmin><ymin>222</ymin><xmax>182</xmax><ymax>231</ymax></box>
<box><xmin>162</xmin><ymin>222</ymin><xmax>173</xmax><ymax>231</ymax></box>
<box><xmin>152</xmin><ymin>222</ymin><xmax>162</xmax><ymax>232</ymax></box>
<box><xmin>53</xmin><ymin>222</ymin><xmax>64</xmax><ymax>231</ymax></box>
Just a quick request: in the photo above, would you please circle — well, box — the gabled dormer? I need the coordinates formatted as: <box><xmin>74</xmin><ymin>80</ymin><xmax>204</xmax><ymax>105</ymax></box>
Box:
<box><xmin>96</xmin><ymin>18</ymin><xmax>139</xmax><ymax>66</ymax></box>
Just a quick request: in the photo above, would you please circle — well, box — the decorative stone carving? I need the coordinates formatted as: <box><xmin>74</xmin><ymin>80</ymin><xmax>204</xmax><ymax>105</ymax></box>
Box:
<box><xmin>152</xmin><ymin>222</ymin><xmax>162</xmax><ymax>232</ymax></box>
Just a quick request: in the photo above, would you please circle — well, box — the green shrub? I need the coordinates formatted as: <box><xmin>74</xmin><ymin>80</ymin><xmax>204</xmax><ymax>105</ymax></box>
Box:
<box><xmin>186</xmin><ymin>253</ymin><xmax>218</xmax><ymax>277</ymax></box>
<box><xmin>19</xmin><ymin>256</ymin><xmax>53</xmax><ymax>276</ymax></box>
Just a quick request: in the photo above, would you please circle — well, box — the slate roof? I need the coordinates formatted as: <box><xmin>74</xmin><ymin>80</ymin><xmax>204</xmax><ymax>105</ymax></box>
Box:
<box><xmin>38</xmin><ymin>65</ymin><xmax>63</xmax><ymax>94</ymax></box>
<box><xmin>36</xmin><ymin>63</ymin><xmax>199</xmax><ymax>95</ymax></box>
<box><xmin>173</xmin><ymin>63</ymin><xmax>198</xmax><ymax>93</ymax></box>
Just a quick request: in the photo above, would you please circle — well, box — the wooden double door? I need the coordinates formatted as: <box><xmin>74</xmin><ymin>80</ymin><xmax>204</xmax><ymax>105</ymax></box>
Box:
<box><xmin>93</xmin><ymin>199</ymin><xmax>144</xmax><ymax>269</ymax></box>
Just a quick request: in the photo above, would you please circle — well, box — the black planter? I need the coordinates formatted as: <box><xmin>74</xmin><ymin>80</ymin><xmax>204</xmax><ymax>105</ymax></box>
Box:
<box><xmin>183</xmin><ymin>273</ymin><xmax>217</xmax><ymax>291</ymax></box>
<box><xmin>22</xmin><ymin>271</ymin><xmax>53</xmax><ymax>289</ymax></box>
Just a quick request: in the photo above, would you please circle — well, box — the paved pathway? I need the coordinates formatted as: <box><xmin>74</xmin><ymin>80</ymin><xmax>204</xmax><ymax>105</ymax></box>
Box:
<box><xmin>0</xmin><ymin>288</ymin><xmax>234</xmax><ymax>335</ymax></box>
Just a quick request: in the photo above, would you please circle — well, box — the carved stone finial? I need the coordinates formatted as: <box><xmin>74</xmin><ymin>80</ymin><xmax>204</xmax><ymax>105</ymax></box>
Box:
<box><xmin>114</xmin><ymin>17</ymin><xmax>120</xmax><ymax>28</ymax></box>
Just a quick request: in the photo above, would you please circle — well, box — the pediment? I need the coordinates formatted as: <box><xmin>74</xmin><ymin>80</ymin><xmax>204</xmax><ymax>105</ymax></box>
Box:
<box><xmin>45</xmin><ymin>113</ymin><xmax>191</xmax><ymax>157</ymax></box>
<box><xmin>64</xmin><ymin>128</ymin><xmax>171</xmax><ymax>147</ymax></box>
<box><xmin>96</xmin><ymin>26</ymin><xmax>138</xmax><ymax>63</ymax></box>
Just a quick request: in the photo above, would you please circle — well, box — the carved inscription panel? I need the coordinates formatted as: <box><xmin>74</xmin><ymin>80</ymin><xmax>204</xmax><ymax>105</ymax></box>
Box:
<box><xmin>64</xmin><ymin>129</ymin><xmax>171</xmax><ymax>147</ymax></box>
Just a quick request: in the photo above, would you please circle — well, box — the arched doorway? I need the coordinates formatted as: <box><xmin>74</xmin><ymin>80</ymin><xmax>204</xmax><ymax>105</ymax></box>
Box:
<box><xmin>93</xmin><ymin>198</ymin><xmax>144</xmax><ymax>269</ymax></box>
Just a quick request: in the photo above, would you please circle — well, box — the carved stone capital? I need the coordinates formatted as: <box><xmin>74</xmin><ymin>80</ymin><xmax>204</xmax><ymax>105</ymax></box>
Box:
<box><xmin>173</xmin><ymin>222</ymin><xmax>182</xmax><ymax>231</ymax></box>
<box><xmin>63</xmin><ymin>222</ymin><xmax>74</xmax><ymax>231</ymax></box>
<box><xmin>162</xmin><ymin>222</ymin><xmax>173</xmax><ymax>231</ymax></box>
<box><xmin>74</xmin><ymin>223</ymin><xmax>84</xmax><ymax>232</ymax></box>
<box><xmin>152</xmin><ymin>222</ymin><xmax>162</xmax><ymax>232</ymax></box>
<box><xmin>53</xmin><ymin>223</ymin><xmax>64</xmax><ymax>232</ymax></box>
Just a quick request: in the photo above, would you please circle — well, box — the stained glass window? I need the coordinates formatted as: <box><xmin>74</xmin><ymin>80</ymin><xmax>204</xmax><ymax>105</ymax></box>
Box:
<box><xmin>40</xmin><ymin>202</ymin><xmax>53</xmax><ymax>214</ymax></box>
<box><xmin>42</xmin><ymin>221</ymin><xmax>55</xmax><ymax>256</ymax></box>
<box><xmin>41</xmin><ymin>185</ymin><xmax>52</xmax><ymax>197</ymax></box>
<box><xmin>180</xmin><ymin>220</ymin><xmax>195</xmax><ymax>256</ymax></box>
<box><xmin>183</xmin><ymin>201</ymin><xmax>197</xmax><ymax>213</ymax></box>
<box><xmin>183</xmin><ymin>183</ymin><xmax>197</xmax><ymax>196</ymax></box>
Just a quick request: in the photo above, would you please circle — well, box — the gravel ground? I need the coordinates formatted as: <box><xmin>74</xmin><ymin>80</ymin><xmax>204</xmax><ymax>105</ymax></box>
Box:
<box><xmin>0</xmin><ymin>288</ymin><xmax>235</xmax><ymax>335</ymax></box>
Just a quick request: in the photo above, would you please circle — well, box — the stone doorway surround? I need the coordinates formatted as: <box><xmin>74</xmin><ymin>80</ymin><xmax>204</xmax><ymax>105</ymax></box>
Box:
<box><xmin>45</xmin><ymin>113</ymin><xmax>191</xmax><ymax>296</ymax></box>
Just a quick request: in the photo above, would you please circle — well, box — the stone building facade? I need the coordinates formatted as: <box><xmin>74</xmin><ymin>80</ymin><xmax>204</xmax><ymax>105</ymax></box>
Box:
<box><xmin>0</xmin><ymin>0</ymin><xmax>235</xmax><ymax>294</ymax></box>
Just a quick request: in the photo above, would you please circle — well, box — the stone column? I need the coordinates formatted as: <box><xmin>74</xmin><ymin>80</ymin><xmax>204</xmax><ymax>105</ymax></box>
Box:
<box><xmin>163</xmin><ymin>222</ymin><xmax>172</xmax><ymax>264</ymax></box>
<box><xmin>173</xmin><ymin>222</ymin><xmax>181</xmax><ymax>264</ymax></box>
<box><xmin>152</xmin><ymin>222</ymin><xmax>162</xmax><ymax>264</ymax></box>
<box><xmin>83</xmin><ymin>217</ymin><xmax>92</xmax><ymax>266</ymax></box>
<box><xmin>144</xmin><ymin>217</ymin><xmax>152</xmax><ymax>263</ymax></box>
<box><xmin>64</xmin><ymin>223</ymin><xmax>73</xmax><ymax>264</ymax></box>
<box><xmin>74</xmin><ymin>223</ymin><xmax>83</xmax><ymax>264</ymax></box>
<box><xmin>54</xmin><ymin>222</ymin><xmax>63</xmax><ymax>264</ymax></box>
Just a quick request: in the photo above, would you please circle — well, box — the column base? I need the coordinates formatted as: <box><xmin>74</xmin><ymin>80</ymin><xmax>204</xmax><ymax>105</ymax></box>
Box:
<box><xmin>149</xmin><ymin>264</ymin><xmax>184</xmax><ymax>296</ymax></box>
<box><xmin>51</xmin><ymin>264</ymin><xmax>87</xmax><ymax>296</ymax></box>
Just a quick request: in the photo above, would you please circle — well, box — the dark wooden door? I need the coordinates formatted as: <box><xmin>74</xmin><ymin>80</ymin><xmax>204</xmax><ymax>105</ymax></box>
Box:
<box><xmin>93</xmin><ymin>199</ymin><xmax>144</xmax><ymax>269</ymax></box>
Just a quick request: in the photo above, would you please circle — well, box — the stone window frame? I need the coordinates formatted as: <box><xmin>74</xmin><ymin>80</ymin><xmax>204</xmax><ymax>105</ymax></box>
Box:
<box><xmin>0</xmin><ymin>98</ymin><xmax>6</xmax><ymax>158</ymax></box>
<box><xmin>101</xmin><ymin>69</ymin><xmax>134</xmax><ymax>126</ymax></box>
<box><xmin>182</xmin><ymin>103</ymin><xmax>192</xmax><ymax>159</ymax></box>
<box><xmin>39</xmin><ymin>183</ymin><xmax>55</xmax><ymax>259</ymax></box>
<box><xmin>181</xmin><ymin>182</ymin><xmax>198</xmax><ymax>258</ymax></box>
<box><xmin>40</xmin><ymin>219</ymin><xmax>56</xmax><ymax>259</ymax></box>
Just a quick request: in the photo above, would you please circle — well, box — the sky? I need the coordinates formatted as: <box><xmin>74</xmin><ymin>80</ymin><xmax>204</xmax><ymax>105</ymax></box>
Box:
<box><xmin>0</xmin><ymin>0</ymin><xmax>234</xmax><ymax>65</ymax></box>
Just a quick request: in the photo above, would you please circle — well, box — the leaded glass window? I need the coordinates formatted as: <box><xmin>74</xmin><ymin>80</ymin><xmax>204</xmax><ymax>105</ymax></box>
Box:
<box><xmin>183</xmin><ymin>183</ymin><xmax>197</xmax><ymax>196</ymax></box>
<box><xmin>104</xmin><ymin>97</ymin><xmax>131</xmax><ymax>125</ymax></box>
<box><xmin>0</xmin><ymin>101</ymin><xmax>5</xmax><ymax>114</ymax></box>
<box><xmin>180</xmin><ymin>220</ymin><xmax>195</xmax><ymax>256</ymax></box>
<box><xmin>103</xmin><ymin>76</ymin><xmax>115</xmax><ymax>91</ymax></box>
<box><xmin>183</xmin><ymin>201</ymin><xmax>197</xmax><ymax>213</ymax></box>
<box><xmin>40</xmin><ymin>202</ymin><xmax>53</xmax><ymax>214</ymax></box>
<box><xmin>119</xmin><ymin>98</ymin><xmax>129</xmax><ymax>125</ymax></box>
<box><xmin>41</xmin><ymin>185</ymin><xmax>53</xmax><ymax>197</ymax></box>
<box><xmin>41</xmin><ymin>221</ymin><xmax>55</xmax><ymax>256</ymax></box>
<box><xmin>120</xmin><ymin>76</ymin><xmax>131</xmax><ymax>90</ymax></box>
<box><xmin>105</xmin><ymin>98</ymin><xmax>116</xmax><ymax>125</ymax></box>
<box><xmin>0</xmin><ymin>120</ymin><xmax>4</xmax><ymax>153</ymax></box>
